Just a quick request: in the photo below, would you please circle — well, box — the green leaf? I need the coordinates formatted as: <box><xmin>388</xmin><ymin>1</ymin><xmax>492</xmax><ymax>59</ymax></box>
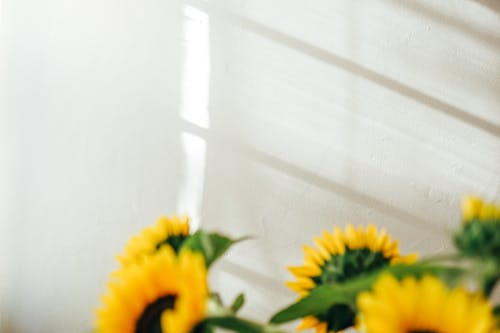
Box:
<box><xmin>494</xmin><ymin>305</ymin><xmax>500</xmax><ymax>329</ymax></box>
<box><xmin>270</xmin><ymin>281</ymin><xmax>360</xmax><ymax>324</ymax></box>
<box><xmin>494</xmin><ymin>305</ymin><xmax>500</xmax><ymax>317</ymax></box>
<box><xmin>181</xmin><ymin>231</ymin><xmax>250</xmax><ymax>267</ymax></box>
<box><xmin>270</xmin><ymin>263</ymin><xmax>465</xmax><ymax>324</ymax></box>
<box><xmin>205</xmin><ymin>317</ymin><xmax>263</xmax><ymax>333</ymax></box>
<box><xmin>192</xmin><ymin>321</ymin><xmax>215</xmax><ymax>333</ymax></box>
<box><xmin>230</xmin><ymin>293</ymin><xmax>245</xmax><ymax>314</ymax></box>
<box><xmin>204</xmin><ymin>316</ymin><xmax>283</xmax><ymax>333</ymax></box>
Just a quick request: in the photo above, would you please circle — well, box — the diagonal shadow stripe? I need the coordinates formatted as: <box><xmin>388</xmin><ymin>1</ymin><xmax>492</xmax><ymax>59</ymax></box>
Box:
<box><xmin>236</xmin><ymin>17</ymin><xmax>500</xmax><ymax>139</ymax></box>
<box><xmin>390</xmin><ymin>0</ymin><xmax>500</xmax><ymax>51</ymax></box>
<box><xmin>474</xmin><ymin>0</ymin><xmax>500</xmax><ymax>15</ymax></box>
<box><xmin>238</xmin><ymin>144</ymin><xmax>446</xmax><ymax>234</ymax></box>
<box><xmin>187</xmin><ymin>0</ymin><xmax>500</xmax><ymax>139</ymax></box>
<box><xmin>180</xmin><ymin>119</ymin><xmax>446</xmax><ymax>234</ymax></box>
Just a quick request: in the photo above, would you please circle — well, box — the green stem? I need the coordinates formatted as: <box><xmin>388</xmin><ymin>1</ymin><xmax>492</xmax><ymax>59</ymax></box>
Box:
<box><xmin>207</xmin><ymin>316</ymin><xmax>287</xmax><ymax>333</ymax></box>
<box><xmin>205</xmin><ymin>294</ymin><xmax>289</xmax><ymax>333</ymax></box>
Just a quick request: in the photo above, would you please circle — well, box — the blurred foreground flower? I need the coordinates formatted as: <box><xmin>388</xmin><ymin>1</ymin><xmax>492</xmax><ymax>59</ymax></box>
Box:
<box><xmin>357</xmin><ymin>274</ymin><xmax>498</xmax><ymax>333</ymax></box>
<box><xmin>92</xmin><ymin>195</ymin><xmax>500</xmax><ymax>333</ymax></box>
<box><xmin>96</xmin><ymin>247</ymin><xmax>207</xmax><ymax>333</ymax></box>
<box><xmin>455</xmin><ymin>196</ymin><xmax>500</xmax><ymax>295</ymax></box>
<box><xmin>462</xmin><ymin>195</ymin><xmax>500</xmax><ymax>222</ymax></box>
<box><xmin>455</xmin><ymin>196</ymin><xmax>500</xmax><ymax>260</ymax></box>
<box><xmin>95</xmin><ymin>215</ymin><xmax>284</xmax><ymax>333</ymax></box>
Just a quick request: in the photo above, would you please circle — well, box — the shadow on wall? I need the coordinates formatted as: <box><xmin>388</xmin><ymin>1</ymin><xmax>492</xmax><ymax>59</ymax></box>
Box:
<box><xmin>192</xmin><ymin>0</ymin><xmax>500</xmax><ymax>139</ymax></box>
<box><xmin>184</xmin><ymin>0</ymin><xmax>500</xmax><ymax>227</ymax></box>
<box><xmin>390</xmin><ymin>0</ymin><xmax>500</xmax><ymax>52</ymax></box>
<box><xmin>181</xmin><ymin>118</ymin><xmax>444</xmax><ymax>234</ymax></box>
<box><xmin>242</xmin><ymin>20</ymin><xmax>500</xmax><ymax>140</ymax></box>
<box><xmin>183</xmin><ymin>0</ymin><xmax>500</xmax><ymax>297</ymax></box>
<box><xmin>474</xmin><ymin>0</ymin><xmax>500</xmax><ymax>14</ymax></box>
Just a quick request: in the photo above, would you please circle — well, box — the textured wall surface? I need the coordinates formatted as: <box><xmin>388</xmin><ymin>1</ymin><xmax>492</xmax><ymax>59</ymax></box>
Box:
<box><xmin>1</xmin><ymin>0</ymin><xmax>500</xmax><ymax>332</ymax></box>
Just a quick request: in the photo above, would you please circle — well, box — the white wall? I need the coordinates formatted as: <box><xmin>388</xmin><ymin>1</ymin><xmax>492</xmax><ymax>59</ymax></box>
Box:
<box><xmin>1</xmin><ymin>0</ymin><xmax>500</xmax><ymax>332</ymax></box>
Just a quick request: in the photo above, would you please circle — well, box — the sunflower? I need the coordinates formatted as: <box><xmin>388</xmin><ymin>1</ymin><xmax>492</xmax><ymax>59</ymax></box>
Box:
<box><xmin>96</xmin><ymin>246</ymin><xmax>208</xmax><ymax>333</ymax></box>
<box><xmin>118</xmin><ymin>215</ymin><xmax>191</xmax><ymax>267</ymax></box>
<box><xmin>357</xmin><ymin>274</ymin><xmax>499</xmax><ymax>333</ymax></box>
<box><xmin>455</xmin><ymin>196</ymin><xmax>500</xmax><ymax>262</ymax></box>
<box><xmin>287</xmin><ymin>224</ymin><xmax>417</xmax><ymax>333</ymax></box>
<box><xmin>462</xmin><ymin>196</ymin><xmax>500</xmax><ymax>223</ymax></box>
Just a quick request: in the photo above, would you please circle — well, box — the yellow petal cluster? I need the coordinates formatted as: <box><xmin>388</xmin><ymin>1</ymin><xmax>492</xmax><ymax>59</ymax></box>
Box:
<box><xmin>286</xmin><ymin>224</ymin><xmax>416</xmax><ymax>297</ymax></box>
<box><xmin>357</xmin><ymin>274</ymin><xmax>499</xmax><ymax>333</ymax></box>
<box><xmin>117</xmin><ymin>215</ymin><xmax>190</xmax><ymax>267</ymax></box>
<box><xmin>462</xmin><ymin>196</ymin><xmax>500</xmax><ymax>222</ymax></box>
<box><xmin>96</xmin><ymin>247</ymin><xmax>207</xmax><ymax>333</ymax></box>
<box><xmin>286</xmin><ymin>224</ymin><xmax>417</xmax><ymax>333</ymax></box>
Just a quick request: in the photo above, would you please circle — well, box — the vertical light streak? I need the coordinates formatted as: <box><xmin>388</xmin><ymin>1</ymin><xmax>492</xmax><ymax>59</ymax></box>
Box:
<box><xmin>177</xmin><ymin>4</ymin><xmax>210</xmax><ymax>230</ymax></box>
<box><xmin>177</xmin><ymin>132</ymin><xmax>207</xmax><ymax>230</ymax></box>
<box><xmin>179</xmin><ymin>4</ymin><xmax>210</xmax><ymax>129</ymax></box>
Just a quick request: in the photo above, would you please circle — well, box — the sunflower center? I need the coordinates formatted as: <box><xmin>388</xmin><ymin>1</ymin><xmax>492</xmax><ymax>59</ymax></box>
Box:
<box><xmin>156</xmin><ymin>235</ymin><xmax>188</xmax><ymax>253</ymax></box>
<box><xmin>310</xmin><ymin>248</ymin><xmax>391</xmax><ymax>332</ymax></box>
<box><xmin>316</xmin><ymin>304</ymin><xmax>356</xmax><ymax>332</ymax></box>
<box><xmin>314</xmin><ymin>248</ymin><xmax>390</xmax><ymax>285</ymax></box>
<box><xmin>135</xmin><ymin>295</ymin><xmax>177</xmax><ymax>333</ymax></box>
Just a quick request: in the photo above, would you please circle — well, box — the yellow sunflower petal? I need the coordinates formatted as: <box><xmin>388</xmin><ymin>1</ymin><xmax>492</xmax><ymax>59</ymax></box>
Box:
<box><xmin>96</xmin><ymin>247</ymin><xmax>207</xmax><ymax>333</ymax></box>
<box><xmin>313</xmin><ymin>236</ymin><xmax>333</xmax><ymax>261</ymax></box>
<box><xmin>390</xmin><ymin>252</ymin><xmax>418</xmax><ymax>265</ymax></box>
<box><xmin>331</xmin><ymin>226</ymin><xmax>347</xmax><ymax>254</ymax></box>
<box><xmin>344</xmin><ymin>224</ymin><xmax>362</xmax><ymax>249</ymax></box>
<box><xmin>296</xmin><ymin>316</ymin><xmax>321</xmax><ymax>331</ymax></box>
<box><xmin>480</xmin><ymin>204</ymin><xmax>500</xmax><ymax>220</ymax></box>
<box><xmin>315</xmin><ymin>322</ymin><xmax>328</xmax><ymax>333</ymax></box>
<box><xmin>285</xmin><ymin>281</ymin><xmax>308</xmax><ymax>294</ymax></box>
<box><xmin>303</xmin><ymin>245</ymin><xmax>326</xmax><ymax>266</ymax></box>
<box><xmin>462</xmin><ymin>195</ymin><xmax>484</xmax><ymax>221</ymax></box>
<box><xmin>118</xmin><ymin>215</ymin><xmax>191</xmax><ymax>267</ymax></box>
<box><xmin>358</xmin><ymin>274</ymin><xmax>498</xmax><ymax>333</ymax></box>
<box><xmin>288</xmin><ymin>265</ymin><xmax>321</xmax><ymax>278</ymax></box>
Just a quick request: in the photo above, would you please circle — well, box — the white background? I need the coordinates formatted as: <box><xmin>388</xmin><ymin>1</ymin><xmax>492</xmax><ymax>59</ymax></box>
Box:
<box><xmin>1</xmin><ymin>0</ymin><xmax>500</xmax><ymax>332</ymax></box>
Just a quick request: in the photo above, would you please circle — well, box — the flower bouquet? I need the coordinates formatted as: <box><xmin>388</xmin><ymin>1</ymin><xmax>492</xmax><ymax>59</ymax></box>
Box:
<box><xmin>94</xmin><ymin>196</ymin><xmax>500</xmax><ymax>333</ymax></box>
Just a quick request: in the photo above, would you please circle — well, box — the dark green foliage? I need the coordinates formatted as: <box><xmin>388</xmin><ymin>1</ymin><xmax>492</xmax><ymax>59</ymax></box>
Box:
<box><xmin>270</xmin><ymin>263</ymin><xmax>465</xmax><ymax>325</ymax></box>
<box><xmin>230</xmin><ymin>294</ymin><xmax>245</xmax><ymax>314</ymax></box>
<box><xmin>203</xmin><ymin>317</ymin><xmax>270</xmax><ymax>333</ymax></box>
<box><xmin>494</xmin><ymin>305</ymin><xmax>500</xmax><ymax>328</ymax></box>
<box><xmin>313</xmin><ymin>249</ymin><xmax>390</xmax><ymax>285</ymax></box>
<box><xmin>315</xmin><ymin>304</ymin><xmax>355</xmax><ymax>332</ymax></box>
<box><xmin>194</xmin><ymin>316</ymin><xmax>283</xmax><ymax>333</ymax></box>
<box><xmin>454</xmin><ymin>219</ymin><xmax>500</xmax><ymax>261</ymax></box>
<box><xmin>302</xmin><ymin>249</ymin><xmax>390</xmax><ymax>332</ymax></box>
<box><xmin>155</xmin><ymin>235</ymin><xmax>188</xmax><ymax>253</ymax></box>
<box><xmin>181</xmin><ymin>231</ymin><xmax>249</xmax><ymax>267</ymax></box>
<box><xmin>454</xmin><ymin>219</ymin><xmax>500</xmax><ymax>296</ymax></box>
